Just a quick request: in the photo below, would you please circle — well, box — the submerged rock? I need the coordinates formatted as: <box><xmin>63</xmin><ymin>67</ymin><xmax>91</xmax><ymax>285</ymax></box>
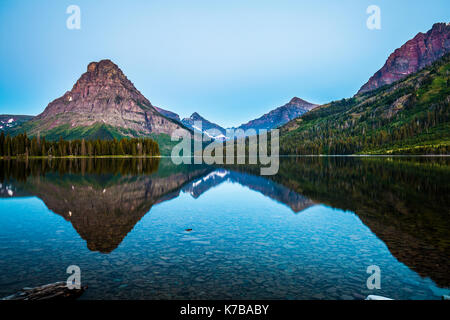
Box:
<box><xmin>365</xmin><ymin>295</ymin><xmax>393</xmax><ymax>300</ymax></box>
<box><xmin>2</xmin><ymin>281</ymin><xmax>87</xmax><ymax>300</ymax></box>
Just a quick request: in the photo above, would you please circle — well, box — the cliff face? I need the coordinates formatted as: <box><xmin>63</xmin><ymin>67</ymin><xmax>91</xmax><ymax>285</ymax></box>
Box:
<box><xmin>154</xmin><ymin>106</ymin><xmax>181</xmax><ymax>122</ymax></box>
<box><xmin>238</xmin><ymin>97</ymin><xmax>317</xmax><ymax>131</ymax></box>
<box><xmin>28</xmin><ymin>60</ymin><xmax>188</xmax><ymax>138</ymax></box>
<box><xmin>359</xmin><ymin>23</ymin><xmax>450</xmax><ymax>94</ymax></box>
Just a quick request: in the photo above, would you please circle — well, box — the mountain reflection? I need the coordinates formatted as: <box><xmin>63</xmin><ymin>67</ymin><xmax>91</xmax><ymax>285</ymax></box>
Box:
<box><xmin>184</xmin><ymin>169</ymin><xmax>315</xmax><ymax>213</ymax></box>
<box><xmin>0</xmin><ymin>156</ymin><xmax>449</xmax><ymax>287</ymax></box>
<box><xmin>226</xmin><ymin>157</ymin><xmax>450</xmax><ymax>287</ymax></box>
<box><xmin>0</xmin><ymin>158</ymin><xmax>211</xmax><ymax>253</ymax></box>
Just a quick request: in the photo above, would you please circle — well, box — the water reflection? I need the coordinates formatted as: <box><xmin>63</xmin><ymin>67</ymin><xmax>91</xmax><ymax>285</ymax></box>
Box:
<box><xmin>0</xmin><ymin>156</ymin><xmax>449</xmax><ymax>296</ymax></box>
<box><xmin>227</xmin><ymin>157</ymin><xmax>450</xmax><ymax>287</ymax></box>
<box><xmin>1</xmin><ymin>158</ymin><xmax>209</xmax><ymax>253</ymax></box>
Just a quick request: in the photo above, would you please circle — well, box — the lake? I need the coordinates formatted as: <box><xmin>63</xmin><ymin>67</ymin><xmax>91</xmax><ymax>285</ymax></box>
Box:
<box><xmin>0</xmin><ymin>156</ymin><xmax>449</xmax><ymax>300</ymax></box>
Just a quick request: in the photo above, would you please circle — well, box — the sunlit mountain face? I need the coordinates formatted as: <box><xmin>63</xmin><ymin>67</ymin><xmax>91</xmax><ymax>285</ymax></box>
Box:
<box><xmin>0</xmin><ymin>157</ymin><xmax>449</xmax><ymax>299</ymax></box>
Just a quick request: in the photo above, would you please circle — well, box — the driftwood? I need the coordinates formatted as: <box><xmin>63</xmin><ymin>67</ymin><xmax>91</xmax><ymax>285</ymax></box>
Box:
<box><xmin>2</xmin><ymin>281</ymin><xmax>87</xmax><ymax>300</ymax></box>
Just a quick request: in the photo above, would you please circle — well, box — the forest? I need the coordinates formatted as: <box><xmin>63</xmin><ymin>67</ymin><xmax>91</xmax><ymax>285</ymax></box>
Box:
<box><xmin>279</xmin><ymin>54</ymin><xmax>450</xmax><ymax>155</ymax></box>
<box><xmin>0</xmin><ymin>132</ymin><xmax>160</xmax><ymax>158</ymax></box>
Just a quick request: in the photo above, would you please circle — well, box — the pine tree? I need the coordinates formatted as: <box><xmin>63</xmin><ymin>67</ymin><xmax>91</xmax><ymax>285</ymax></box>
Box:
<box><xmin>87</xmin><ymin>141</ymin><xmax>93</xmax><ymax>156</ymax></box>
<box><xmin>41</xmin><ymin>142</ymin><xmax>47</xmax><ymax>157</ymax></box>
<box><xmin>0</xmin><ymin>131</ymin><xmax>4</xmax><ymax>156</ymax></box>
<box><xmin>81</xmin><ymin>139</ymin><xmax>86</xmax><ymax>156</ymax></box>
<box><xmin>117</xmin><ymin>141</ymin><xmax>124</xmax><ymax>155</ymax></box>
<box><xmin>5</xmin><ymin>134</ymin><xmax>11</xmax><ymax>157</ymax></box>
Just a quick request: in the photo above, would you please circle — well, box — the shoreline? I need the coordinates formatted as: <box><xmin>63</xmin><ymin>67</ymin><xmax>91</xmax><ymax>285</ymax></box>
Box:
<box><xmin>1</xmin><ymin>154</ymin><xmax>448</xmax><ymax>160</ymax></box>
<box><xmin>0</xmin><ymin>155</ymin><xmax>162</xmax><ymax>160</ymax></box>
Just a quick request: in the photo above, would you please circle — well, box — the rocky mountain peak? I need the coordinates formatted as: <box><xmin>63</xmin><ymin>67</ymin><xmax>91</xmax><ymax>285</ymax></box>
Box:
<box><xmin>28</xmin><ymin>59</ymin><xmax>188</xmax><ymax>138</ymax></box>
<box><xmin>154</xmin><ymin>106</ymin><xmax>181</xmax><ymax>122</ymax></box>
<box><xmin>84</xmin><ymin>60</ymin><xmax>129</xmax><ymax>84</ymax></box>
<box><xmin>358</xmin><ymin>22</ymin><xmax>450</xmax><ymax>94</ymax></box>
<box><xmin>287</xmin><ymin>97</ymin><xmax>317</xmax><ymax>110</ymax></box>
<box><xmin>289</xmin><ymin>97</ymin><xmax>305</xmax><ymax>104</ymax></box>
<box><xmin>181</xmin><ymin>112</ymin><xmax>225</xmax><ymax>135</ymax></box>
<box><xmin>190</xmin><ymin>112</ymin><xmax>202</xmax><ymax>119</ymax></box>
<box><xmin>237</xmin><ymin>97</ymin><xmax>318</xmax><ymax>131</ymax></box>
<box><xmin>87</xmin><ymin>59</ymin><xmax>115</xmax><ymax>72</ymax></box>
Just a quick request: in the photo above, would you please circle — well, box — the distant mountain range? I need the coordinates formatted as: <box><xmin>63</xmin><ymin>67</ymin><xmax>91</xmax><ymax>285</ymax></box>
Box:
<box><xmin>0</xmin><ymin>115</ymin><xmax>33</xmax><ymax>131</ymax></box>
<box><xmin>150</xmin><ymin>108</ymin><xmax>227</xmax><ymax>138</ymax></box>
<box><xmin>149</xmin><ymin>98</ymin><xmax>317</xmax><ymax>139</ymax></box>
<box><xmin>4</xmin><ymin>58</ymin><xmax>317</xmax><ymax>142</ymax></box>
<box><xmin>3</xmin><ymin>22</ymin><xmax>449</xmax><ymax>155</ymax></box>
<box><xmin>237</xmin><ymin>97</ymin><xmax>317</xmax><ymax>131</ymax></box>
<box><xmin>181</xmin><ymin>112</ymin><xmax>227</xmax><ymax>139</ymax></box>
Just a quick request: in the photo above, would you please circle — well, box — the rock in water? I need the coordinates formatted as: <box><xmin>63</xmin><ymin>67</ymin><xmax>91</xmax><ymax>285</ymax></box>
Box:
<box><xmin>365</xmin><ymin>295</ymin><xmax>393</xmax><ymax>300</ymax></box>
<box><xmin>2</xmin><ymin>282</ymin><xmax>87</xmax><ymax>300</ymax></box>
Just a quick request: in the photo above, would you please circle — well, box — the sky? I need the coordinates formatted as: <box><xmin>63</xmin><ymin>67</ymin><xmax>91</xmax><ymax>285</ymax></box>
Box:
<box><xmin>0</xmin><ymin>0</ymin><xmax>449</xmax><ymax>128</ymax></box>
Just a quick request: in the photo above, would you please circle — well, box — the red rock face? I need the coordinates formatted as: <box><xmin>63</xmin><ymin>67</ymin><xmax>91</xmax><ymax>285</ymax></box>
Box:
<box><xmin>35</xmin><ymin>59</ymin><xmax>188</xmax><ymax>136</ymax></box>
<box><xmin>358</xmin><ymin>23</ymin><xmax>450</xmax><ymax>94</ymax></box>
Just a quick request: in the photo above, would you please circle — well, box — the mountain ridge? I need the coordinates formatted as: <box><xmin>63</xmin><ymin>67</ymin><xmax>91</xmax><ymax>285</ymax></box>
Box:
<box><xmin>6</xmin><ymin>22</ymin><xmax>448</xmax><ymax>153</ymax></box>
<box><xmin>236</xmin><ymin>97</ymin><xmax>318</xmax><ymax>131</ymax></box>
<box><xmin>149</xmin><ymin>98</ymin><xmax>318</xmax><ymax>138</ymax></box>
<box><xmin>359</xmin><ymin>22</ymin><xmax>450</xmax><ymax>94</ymax></box>
<box><xmin>281</xmin><ymin>53</ymin><xmax>450</xmax><ymax>154</ymax></box>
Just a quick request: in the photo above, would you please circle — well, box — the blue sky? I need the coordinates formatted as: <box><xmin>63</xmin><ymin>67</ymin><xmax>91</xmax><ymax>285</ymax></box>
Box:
<box><xmin>0</xmin><ymin>0</ymin><xmax>449</xmax><ymax>127</ymax></box>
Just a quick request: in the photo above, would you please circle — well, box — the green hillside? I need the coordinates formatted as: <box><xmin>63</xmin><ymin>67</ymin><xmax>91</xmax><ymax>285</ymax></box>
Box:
<box><xmin>7</xmin><ymin>119</ymin><xmax>182</xmax><ymax>156</ymax></box>
<box><xmin>280</xmin><ymin>54</ymin><xmax>450</xmax><ymax>155</ymax></box>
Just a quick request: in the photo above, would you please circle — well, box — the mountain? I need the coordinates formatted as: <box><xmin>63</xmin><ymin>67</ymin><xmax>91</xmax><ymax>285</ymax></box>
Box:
<box><xmin>12</xmin><ymin>59</ymin><xmax>189</xmax><ymax>141</ymax></box>
<box><xmin>0</xmin><ymin>115</ymin><xmax>34</xmax><ymax>131</ymax></box>
<box><xmin>359</xmin><ymin>23</ymin><xmax>450</xmax><ymax>94</ymax></box>
<box><xmin>154</xmin><ymin>106</ymin><xmax>181</xmax><ymax>122</ymax></box>
<box><xmin>152</xmin><ymin>97</ymin><xmax>318</xmax><ymax>139</ymax></box>
<box><xmin>181</xmin><ymin>112</ymin><xmax>226</xmax><ymax>138</ymax></box>
<box><xmin>238</xmin><ymin>97</ymin><xmax>317</xmax><ymax>131</ymax></box>
<box><xmin>281</xmin><ymin>53</ymin><xmax>450</xmax><ymax>154</ymax></box>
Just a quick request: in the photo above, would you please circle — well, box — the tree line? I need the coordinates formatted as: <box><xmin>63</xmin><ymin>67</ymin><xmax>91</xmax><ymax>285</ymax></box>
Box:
<box><xmin>0</xmin><ymin>132</ymin><xmax>160</xmax><ymax>158</ymax></box>
<box><xmin>279</xmin><ymin>54</ymin><xmax>450</xmax><ymax>155</ymax></box>
<box><xmin>280</xmin><ymin>95</ymin><xmax>449</xmax><ymax>155</ymax></box>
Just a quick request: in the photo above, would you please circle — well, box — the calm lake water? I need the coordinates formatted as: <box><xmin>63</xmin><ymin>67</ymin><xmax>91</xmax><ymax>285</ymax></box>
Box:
<box><xmin>0</xmin><ymin>157</ymin><xmax>449</xmax><ymax>300</ymax></box>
